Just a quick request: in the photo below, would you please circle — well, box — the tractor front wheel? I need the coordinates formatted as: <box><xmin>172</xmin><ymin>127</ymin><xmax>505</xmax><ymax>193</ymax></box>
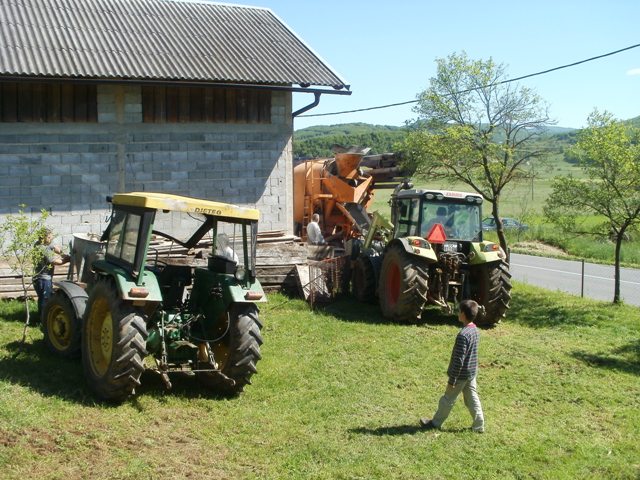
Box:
<box><xmin>198</xmin><ymin>303</ymin><xmax>263</xmax><ymax>396</ymax></box>
<box><xmin>378</xmin><ymin>244</ymin><xmax>429</xmax><ymax>323</ymax></box>
<box><xmin>82</xmin><ymin>279</ymin><xmax>148</xmax><ymax>402</ymax></box>
<box><xmin>352</xmin><ymin>256</ymin><xmax>376</xmax><ymax>303</ymax></box>
<box><xmin>471</xmin><ymin>260</ymin><xmax>512</xmax><ymax>326</ymax></box>
<box><xmin>42</xmin><ymin>291</ymin><xmax>81</xmax><ymax>358</ymax></box>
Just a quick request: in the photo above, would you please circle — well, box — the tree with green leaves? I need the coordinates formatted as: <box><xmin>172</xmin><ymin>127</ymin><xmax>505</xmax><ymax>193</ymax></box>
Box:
<box><xmin>545</xmin><ymin>110</ymin><xmax>640</xmax><ymax>303</ymax></box>
<box><xmin>0</xmin><ymin>206</ymin><xmax>50</xmax><ymax>341</ymax></box>
<box><xmin>402</xmin><ymin>51</ymin><xmax>552</xmax><ymax>254</ymax></box>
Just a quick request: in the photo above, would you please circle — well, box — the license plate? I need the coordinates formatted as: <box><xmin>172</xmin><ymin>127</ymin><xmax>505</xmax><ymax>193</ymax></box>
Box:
<box><xmin>443</xmin><ymin>242</ymin><xmax>458</xmax><ymax>253</ymax></box>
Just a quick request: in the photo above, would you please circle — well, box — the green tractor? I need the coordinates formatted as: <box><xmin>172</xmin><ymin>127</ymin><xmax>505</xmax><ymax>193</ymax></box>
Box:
<box><xmin>41</xmin><ymin>192</ymin><xmax>266</xmax><ymax>402</ymax></box>
<box><xmin>354</xmin><ymin>183</ymin><xmax>511</xmax><ymax>326</ymax></box>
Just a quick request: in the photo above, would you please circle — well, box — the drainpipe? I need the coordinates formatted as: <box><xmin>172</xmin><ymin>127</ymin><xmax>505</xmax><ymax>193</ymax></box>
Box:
<box><xmin>292</xmin><ymin>92</ymin><xmax>321</xmax><ymax>118</ymax></box>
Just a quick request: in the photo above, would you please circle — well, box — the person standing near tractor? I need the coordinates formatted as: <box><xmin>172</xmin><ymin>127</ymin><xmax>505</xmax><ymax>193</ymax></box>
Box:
<box><xmin>420</xmin><ymin>299</ymin><xmax>485</xmax><ymax>433</ymax></box>
<box><xmin>306</xmin><ymin>213</ymin><xmax>326</xmax><ymax>245</ymax></box>
<box><xmin>33</xmin><ymin>229</ymin><xmax>69</xmax><ymax>322</ymax></box>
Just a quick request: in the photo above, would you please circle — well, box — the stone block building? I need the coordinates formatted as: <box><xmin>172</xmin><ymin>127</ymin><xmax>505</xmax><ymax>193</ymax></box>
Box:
<box><xmin>0</xmin><ymin>0</ymin><xmax>350</xmax><ymax>241</ymax></box>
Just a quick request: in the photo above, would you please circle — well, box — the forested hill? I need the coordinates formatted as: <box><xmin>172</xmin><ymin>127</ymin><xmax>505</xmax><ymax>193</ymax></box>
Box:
<box><xmin>292</xmin><ymin>119</ymin><xmax>638</xmax><ymax>160</ymax></box>
<box><xmin>628</xmin><ymin>115</ymin><xmax>640</xmax><ymax>128</ymax></box>
<box><xmin>293</xmin><ymin>123</ymin><xmax>407</xmax><ymax>159</ymax></box>
<box><xmin>292</xmin><ymin>122</ymin><xmax>577</xmax><ymax>159</ymax></box>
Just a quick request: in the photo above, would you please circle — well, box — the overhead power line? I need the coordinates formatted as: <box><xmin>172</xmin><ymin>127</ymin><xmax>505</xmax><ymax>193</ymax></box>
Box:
<box><xmin>299</xmin><ymin>42</ymin><xmax>640</xmax><ymax>118</ymax></box>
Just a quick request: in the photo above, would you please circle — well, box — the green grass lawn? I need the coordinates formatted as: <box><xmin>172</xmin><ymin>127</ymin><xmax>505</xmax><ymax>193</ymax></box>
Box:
<box><xmin>1</xmin><ymin>288</ymin><xmax>638</xmax><ymax>479</ymax></box>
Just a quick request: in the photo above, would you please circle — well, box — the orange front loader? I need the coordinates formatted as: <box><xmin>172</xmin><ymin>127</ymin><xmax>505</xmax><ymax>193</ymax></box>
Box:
<box><xmin>293</xmin><ymin>148</ymin><xmax>375</xmax><ymax>244</ymax></box>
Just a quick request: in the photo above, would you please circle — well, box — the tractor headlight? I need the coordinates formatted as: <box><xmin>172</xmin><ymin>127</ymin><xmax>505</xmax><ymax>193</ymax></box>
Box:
<box><xmin>483</xmin><ymin>243</ymin><xmax>506</xmax><ymax>259</ymax></box>
<box><xmin>483</xmin><ymin>243</ymin><xmax>500</xmax><ymax>252</ymax></box>
<box><xmin>234</xmin><ymin>266</ymin><xmax>246</xmax><ymax>282</ymax></box>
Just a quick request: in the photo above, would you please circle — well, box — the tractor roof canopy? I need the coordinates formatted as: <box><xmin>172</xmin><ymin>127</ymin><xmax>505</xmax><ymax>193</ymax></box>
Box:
<box><xmin>111</xmin><ymin>192</ymin><xmax>260</xmax><ymax>221</ymax></box>
<box><xmin>397</xmin><ymin>189</ymin><xmax>483</xmax><ymax>204</ymax></box>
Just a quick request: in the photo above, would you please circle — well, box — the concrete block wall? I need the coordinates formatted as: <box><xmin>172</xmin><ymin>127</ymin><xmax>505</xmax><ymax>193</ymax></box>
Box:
<box><xmin>0</xmin><ymin>84</ymin><xmax>294</xmax><ymax>246</ymax></box>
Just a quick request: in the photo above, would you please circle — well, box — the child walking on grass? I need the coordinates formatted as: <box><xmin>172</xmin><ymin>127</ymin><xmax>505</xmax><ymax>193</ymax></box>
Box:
<box><xmin>420</xmin><ymin>299</ymin><xmax>485</xmax><ymax>433</ymax></box>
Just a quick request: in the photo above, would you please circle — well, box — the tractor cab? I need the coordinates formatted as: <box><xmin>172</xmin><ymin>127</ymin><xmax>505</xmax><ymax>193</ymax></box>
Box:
<box><xmin>97</xmin><ymin>192</ymin><xmax>263</xmax><ymax>302</ymax></box>
<box><xmin>392</xmin><ymin>189</ymin><xmax>484</xmax><ymax>245</ymax></box>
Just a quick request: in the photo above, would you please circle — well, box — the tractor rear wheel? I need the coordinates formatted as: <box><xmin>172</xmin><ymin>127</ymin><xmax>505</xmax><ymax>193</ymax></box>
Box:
<box><xmin>471</xmin><ymin>260</ymin><xmax>512</xmax><ymax>326</ymax></box>
<box><xmin>378</xmin><ymin>244</ymin><xmax>429</xmax><ymax>323</ymax></box>
<box><xmin>82</xmin><ymin>279</ymin><xmax>148</xmax><ymax>402</ymax></box>
<box><xmin>198</xmin><ymin>303</ymin><xmax>263</xmax><ymax>396</ymax></box>
<box><xmin>42</xmin><ymin>291</ymin><xmax>81</xmax><ymax>358</ymax></box>
<box><xmin>352</xmin><ymin>256</ymin><xmax>376</xmax><ymax>303</ymax></box>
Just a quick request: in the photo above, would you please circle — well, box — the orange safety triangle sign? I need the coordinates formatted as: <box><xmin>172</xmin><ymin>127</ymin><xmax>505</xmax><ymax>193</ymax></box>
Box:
<box><xmin>426</xmin><ymin>224</ymin><xmax>447</xmax><ymax>244</ymax></box>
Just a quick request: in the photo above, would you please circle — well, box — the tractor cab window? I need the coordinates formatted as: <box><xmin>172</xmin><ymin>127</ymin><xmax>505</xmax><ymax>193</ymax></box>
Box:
<box><xmin>449</xmin><ymin>203</ymin><xmax>482</xmax><ymax>241</ymax></box>
<box><xmin>105</xmin><ymin>208</ymin><xmax>153</xmax><ymax>273</ymax></box>
<box><xmin>106</xmin><ymin>210</ymin><xmax>135</xmax><ymax>263</ymax></box>
<box><xmin>421</xmin><ymin>203</ymin><xmax>452</xmax><ymax>237</ymax></box>
<box><xmin>395</xmin><ymin>198</ymin><xmax>420</xmax><ymax>237</ymax></box>
<box><xmin>213</xmin><ymin>220</ymin><xmax>257</xmax><ymax>272</ymax></box>
<box><xmin>216</xmin><ymin>233</ymin><xmax>239</xmax><ymax>264</ymax></box>
<box><xmin>421</xmin><ymin>201</ymin><xmax>482</xmax><ymax>241</ymax></box>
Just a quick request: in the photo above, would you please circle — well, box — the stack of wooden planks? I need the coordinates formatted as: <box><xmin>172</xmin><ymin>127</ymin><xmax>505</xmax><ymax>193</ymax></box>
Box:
<box><xmin>0</xmin><ymin>231</ymin><xmax>310</xmax><ymax>299</ymax></box>
<box><xmin>255</xmin><ymin>232</ymin><xmax>308</xmax><ymax>292</ymax></box>
<box><xmin>0</xmin><ymin>261</ymin><xmax>70</xmax><ymax>299</ymax></box>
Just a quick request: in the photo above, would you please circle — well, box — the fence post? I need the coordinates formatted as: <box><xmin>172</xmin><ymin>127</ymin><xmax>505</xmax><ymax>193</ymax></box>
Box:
<box><xmin>581</xmin><ymin>259</ymin><xmax>585</xmax><ymax>298</ymax></box>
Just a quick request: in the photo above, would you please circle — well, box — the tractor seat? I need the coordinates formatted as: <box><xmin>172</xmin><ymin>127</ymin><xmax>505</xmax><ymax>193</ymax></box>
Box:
<box><xmin>154</xmin><ymin>264</ymin><xmax>193</xmax><ymax>309</ymax></box>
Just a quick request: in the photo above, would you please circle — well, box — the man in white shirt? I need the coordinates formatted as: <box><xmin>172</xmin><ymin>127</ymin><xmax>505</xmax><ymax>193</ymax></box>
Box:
<box><xmin>217</xmin><ymin>233</ymin><xmax>239</xmax><ymax>263</ymax></box>
<box><xmin>307</xmin><ymin>213</ymin><xmax>326</xmax><ymax>245</ymax></box>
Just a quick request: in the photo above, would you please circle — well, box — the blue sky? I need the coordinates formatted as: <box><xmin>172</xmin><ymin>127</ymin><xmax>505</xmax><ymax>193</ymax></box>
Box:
<box><xmin>223</xmin><ymin>0</ymin><xmax>639</xmax><ymax>131</ymax></box>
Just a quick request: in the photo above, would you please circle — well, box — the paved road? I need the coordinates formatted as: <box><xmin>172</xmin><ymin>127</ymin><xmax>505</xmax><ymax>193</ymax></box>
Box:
<box><xmin>509</xmin><ymin>253</ymin><xmax>640</xmax><ymax>306</ymax></box>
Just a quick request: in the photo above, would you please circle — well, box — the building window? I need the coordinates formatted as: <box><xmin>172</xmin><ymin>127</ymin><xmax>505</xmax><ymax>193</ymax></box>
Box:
<box><xmin>0</xmin><ymin>82</ymin><xmax>97</xmax><ymax>122</ymax></box>
<box><xmin>142</xmin><ymin>86</ymin><xmax>271</xmax><ymax>124</ymax></box>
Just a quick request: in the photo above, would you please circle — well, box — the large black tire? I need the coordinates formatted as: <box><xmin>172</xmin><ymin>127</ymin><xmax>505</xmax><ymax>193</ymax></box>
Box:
<box><xmin>378</xmin><ymin>244</ymin><xmax>429</xmax><ymax>323</ymax></box>
<box><xmin>198</xmin><ymin>303</ymin><xmax>263</xmax><ymax>396</ymax></box>
<box><xmin>82</xmin><ymin>279</ymin><xmax>148</xmax><ymax>402</ymax></box>
<box><xmin>471</xmin><ymin>260</ymin><xmax>512</xmax><ymax>326</ymax></box>
<box><xmin>352</xmin><ymin>256</ymin><xmax>377</xmax><ymax>303</ymax></box>
<box><xmin>42</xmin><ymin>291</ymin><xmax>81</xmax><ymax>358</ymax></box>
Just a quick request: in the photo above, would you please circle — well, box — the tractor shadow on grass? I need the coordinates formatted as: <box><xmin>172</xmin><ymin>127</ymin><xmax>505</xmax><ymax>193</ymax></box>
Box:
<box><xmin>0</xmin><ymin>335</ymin><xmax>235</xmax><ymax>406</ymax></box>
<box><xmin>320</xmin><ymin>296</ymin><xmax>460</xmax><ymax>328</ymax></box>
<box><xmin>0</xmin><ymin>302</ymin><xmax>37</xmax><ymax>323</ymax></box>
<box><xmin>134</xmin><ymin>371</ymin><xmax>237</xmax><ymax>401</ymax></box>
<box><xmin>0</xmin><ymin>337</ymin><xmax>94</xmax><ymax>405</ymax></box>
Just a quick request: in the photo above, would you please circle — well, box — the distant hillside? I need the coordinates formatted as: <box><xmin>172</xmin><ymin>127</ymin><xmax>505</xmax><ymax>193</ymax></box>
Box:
<box><xmin>293</xmin><ymin>118</ymin><xmax>638</xmax><ymax>160</ymax></box>
<box><xmin>293</xmin><ymin>123</ymin><xmax>407</xmax><ymax>159</ymax></box>
<box><xmin>542</xmin><ymin>126</ymin><xmax>577</xmax><ymax>136</ymax></box>
<box><xmin>626</xmin><ymin>115</ymin><xmax>640</xmax><ymax>128</ymax></box>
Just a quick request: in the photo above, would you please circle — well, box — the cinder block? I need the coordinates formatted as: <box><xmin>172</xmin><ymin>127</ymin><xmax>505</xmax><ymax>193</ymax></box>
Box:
<box><xmin>9</xmin><ymin>165</ymin><xmax>30</xmax><ymax>176</ymax></box>
<box><xmin>124</xmin><ymin>114</ymin><xmax>142</xmax><ymax>123</ymax></box>
<box><xmin>99</xmin><ymin>113</ymin><xmax>117</xmax><ymax>123</ymax></box>
<box><xmin>171</xmin><ymin>171</ymin><xmax>189</xmax><ymax>181</ymax></box>
<box><xmin>81</xmin><ymin>174</ymin><xmax>101</xmax><ymax>184</ymax></box>
<box><xmin>187</xmin><ymin>151</ymin><xmax>205</xmax><ymax>162</ymax></box>
<box><xmin>89</xmin><ymin>162</ymin><xmax>110</xmax><ymax>174</ymax></box>
<box><xmin>42</xmin><ymin>175</ymin><xmax>62</xmax><ymax>186</ymax></box>
<box><xmin>171</xmin><ymin>151</ymin><xmax>188</xmax><ymax>162</ymax></box>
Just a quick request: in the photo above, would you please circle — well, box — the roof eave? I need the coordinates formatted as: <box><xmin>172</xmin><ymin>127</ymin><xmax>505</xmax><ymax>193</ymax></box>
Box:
<box><xmin>0</xmin><ymin>74</ymin><xmax>352</xmax><ymax>95</ymax></box>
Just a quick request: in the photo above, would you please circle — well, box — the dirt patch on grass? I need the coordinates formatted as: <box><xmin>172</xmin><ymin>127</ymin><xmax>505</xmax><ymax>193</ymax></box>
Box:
<box><xmin>0</xmin><ymin>429</ymin><xmax>19</xmax><ymax>448</ymax></box>
<box><xmin>512</xmin><ymin>241</ymin><xmax>568</xmax><ymax>257</ymax></box>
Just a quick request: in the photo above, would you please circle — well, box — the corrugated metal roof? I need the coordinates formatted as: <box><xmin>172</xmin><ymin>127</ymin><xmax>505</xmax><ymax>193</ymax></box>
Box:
<box><xmin>0</xmin><ymin>0</ymin><xmax>349</xmax><ymax>90</ymax></box>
